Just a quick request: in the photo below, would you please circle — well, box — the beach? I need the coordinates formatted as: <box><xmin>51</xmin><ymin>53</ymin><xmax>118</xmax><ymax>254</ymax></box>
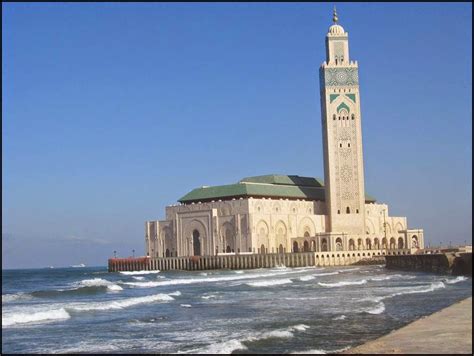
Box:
<box><xmin>343</xmin><ymin>296</ymin><xmax>472</xmax><ymax>354</ymax></box>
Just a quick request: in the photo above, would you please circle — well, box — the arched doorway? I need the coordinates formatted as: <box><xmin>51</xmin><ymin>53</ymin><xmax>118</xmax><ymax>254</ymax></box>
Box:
<box><xmin>374</xmin><ymin>238</ymin><xmax>380</xmax><ymax>249</ymax></box>
<box><xmin>389</xmin><ymin>237</ymin><xmax>396</xmax><ymax>250</ymax></box>
<box><xmin>293</xmin><ymin>241</ymin><xmax>299</xmax><ymax>253</ymax></box>
<box><xmin>193</xmin><ymin>230</ymin><xmax>201</xmax><ymax>256</ymax></box>
<box><xmin>260</xmin><ymin>244</ymin><xmax>266</xmax><ymax>254</ymax></box>
<box><xmin>303</xmin><ymin>240</ymin><xmax>309</xmax><ymax>252</ymax></box>
<box><xmin>335</xmin><ymin>238</ymin><xmax>343</xmax><ymax>251</ymax></box>
<box><xmin>349</xmin><ymin>239</ymin><xmax>355</xmax><ymax>251</ymax></box>
<box><xmin>321</xmin><ymin>238</ymin><xmax>328</xmax><ymax>252</ymax></box>
<box><xmin>226</xmin><ymin>245</ymin><xmax>231</xmax><ymax>253</ymax></box>
<box><xmin>412</xmin><ymin>235</ymin><xmax>419</xmax><ymax>248</ymax></box>
<box><xmin>165</xmin><ymin>248</ymin><xmax>170</xmax><ymax>257</ymax></box>
<box><xmin>398</xmin><ymin>237</ymin><xmax>404</xmax><ymax>249</ymax></box>
<box><xmin>366</xmin><ymin>238</ymin><xmax>372</xmax><ymax>250</ymax></box>
<box><xmin>278</xmin><ymin>244</ymin><xmax>284</xmax><ymax>254</ymax></box>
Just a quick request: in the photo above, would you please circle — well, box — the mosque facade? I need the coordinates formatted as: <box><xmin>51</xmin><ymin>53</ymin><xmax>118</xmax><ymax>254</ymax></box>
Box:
<box><xmin>144</xmin><ymin>10</ymin><xmax>424</xmax><ymax>259</ymax></box>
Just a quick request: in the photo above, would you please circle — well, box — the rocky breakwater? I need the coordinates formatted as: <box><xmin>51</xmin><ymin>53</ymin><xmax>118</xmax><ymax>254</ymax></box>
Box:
<box><xmin>385</xmin><ymin>252</ymin><xmax>472</xmax><ymax>276</ymax></box>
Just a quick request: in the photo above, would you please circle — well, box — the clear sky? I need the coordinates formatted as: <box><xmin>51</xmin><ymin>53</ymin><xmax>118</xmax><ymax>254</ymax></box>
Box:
<box><xmin>2</xmin><ymin>2</ymin><xmax>472</xmax><ymax>269</ymax></box>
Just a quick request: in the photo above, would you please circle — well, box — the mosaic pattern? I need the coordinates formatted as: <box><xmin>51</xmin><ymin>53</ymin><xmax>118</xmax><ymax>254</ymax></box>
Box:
<box><xmin>322</xmin><ymin>67</ymin><xmax>359</xmax><ymax>87</ymax></box>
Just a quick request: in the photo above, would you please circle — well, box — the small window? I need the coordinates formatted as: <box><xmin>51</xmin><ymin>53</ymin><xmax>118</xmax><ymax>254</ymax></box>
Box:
<box><xmin>356</xmin><ymin>209</ymin><xmax>359</xmax><ymax>213</ymax></box>
<box><xmin>346</xmin><ymin>207</ymin><xmax>350</xmax><ymax>214</ymax></box>
<box><xmin>333</xmin><ymin>114</ymin><xmax>336</xmax><ymax>120</ymax></box>
<box><xmin>337</xmin><ymin>210</ymin><xmax>340</xmax><ymax>214</ymax></box>
<box><xmin>348</xmin><ymin>143</ymin><xmax>351</xmax><ymax>147</ymax></box>
<box><xmin>351</xmin><ymin>114</ymin><xmax>355</xmax><ymax>120</ymax></box>
<box><xmin>339</xmin><ymin>143</ymin><xmax>342</xmax><ymax>147</ymax></box>
<box><xmin>338</xmin><ymin>116</ymin><xmax>341</xmax><ymax>120</ymax></box>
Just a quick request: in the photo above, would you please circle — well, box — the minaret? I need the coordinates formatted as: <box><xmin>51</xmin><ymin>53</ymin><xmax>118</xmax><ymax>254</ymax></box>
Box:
<box><xmin>319</xmin><ymin>8</ymin><xmax>366</xmax><ymax>235</ymax></box>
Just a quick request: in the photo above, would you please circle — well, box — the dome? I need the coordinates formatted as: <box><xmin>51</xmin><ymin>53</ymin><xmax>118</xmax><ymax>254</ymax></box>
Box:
<box><xmin>329</xmin><ymin>23</ymin><xmax>345</xmax><ymax>35</ymax></box>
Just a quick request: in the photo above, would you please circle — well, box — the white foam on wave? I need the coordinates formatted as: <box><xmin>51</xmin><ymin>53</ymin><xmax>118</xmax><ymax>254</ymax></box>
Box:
<box><xmin>338</xmin><ymin>267</ymin><xmax>360</xmax><ymax>272</ymax></box>
<box><xmin>365</xmin><ymin>302</ymin><xmax>385</xmax><ymax>315</ymax></box>
<box><xmin>169</xmin><ymin>291</ymin><xmax>181</xmax><ymax>296</ymax></box>
<box><xmin>121</xmin><ymin>269</ymin><xmax>310</xmax><ymax>288</ymax></box>
<box><xmin>71</xmin><ymin>292</ymin><xmax>175</xmax><ymax>312</ymax></box>
<box><xmin>313</xmin><ymin>271</ymin><xmax>340</xmax><ymax>277</ymax></box>
<box><xmin>73</xmin><ymin>278</ymin><xmax>123</xmax><ymax>292</ymax></box>
<box><xmin>234</xmin><ymin>270</ymin><xmax>244</xmax><ymax>274</ymax></box>
<box><xmin>184</xmin><ymin>324</ymin><xmax>309</xmax><ymax>354</ymax></box>
<box><xmin>360</xmin><ymin>281</ymin><xmax>447</xmax><ymax>305</ymax></box>
<box><xmin>2</xmin><ymin>307</ymin><xmax>71</xmax><ymax>327</ymax></box>
<box><xmin>299</xmin><ymin>275</ymin><xmax>315</xmax><ymax>281</ymax></box>
<box><xmin>445</xmin><ymin>276</ymin><xmax>468</xmax><ymax>284</ymax></box>
<box><xmin>291</xmin><ymin>346</ymin><xmax>351</xmax><ymax>354</ymax></box>
<box><xmin>180</xmin><ymin>304</ymin><xmax>192</xmax><ymax>308</ymax></box>
<box><xmin>132</xmin><ymin>276</ymin><xmax>145</xmax><ymax>281</ymax></box>
<box><xmin>119</xmin><ymin>270</ymin><xmax>160</xmax><ymax>275</ymax></box>
<box><xmin>369</xmin><ymin>274</ymin><xmax>415</xmax><ymax>281</ymax></box>
<box><xmin>2</xmin><ymin>293</ymin><xmax>32</xmax><ymax>303</ymax></box>
<box><xmin>318</xmin><ymin>279</ymin><xmax>367</xmax><ymax>288</ymax></box>
<box><xmin>201</xmin><ymin>294</ymin><xmax>217</xmax><ymax>300</ymax></box>
<box><xmin>246</xmin><ymin>279</ymin><xmax>293</xmax><ymax>287</ymax></box>
<box><xmin>333</xmin><ymin>315</ymin><xmax>346</xmax><ymax>320</ymax></box>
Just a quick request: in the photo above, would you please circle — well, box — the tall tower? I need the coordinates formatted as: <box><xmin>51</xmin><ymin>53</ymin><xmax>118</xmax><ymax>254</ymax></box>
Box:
<box><xmin>320</xmin><ymin>8</ymin><xmax>366</xmax><ymax>235</ymax></box>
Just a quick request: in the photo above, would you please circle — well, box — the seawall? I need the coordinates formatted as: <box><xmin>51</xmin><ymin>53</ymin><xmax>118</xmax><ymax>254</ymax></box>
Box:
<box><xmin>108</xmin><ymin>249</ymin><xmax>405</xmax><ymax>272</ymax></box>
<box><xmin>385</xmin><ymin>252</ymin><xmax>472</xmax><ymax>276</ymax></box>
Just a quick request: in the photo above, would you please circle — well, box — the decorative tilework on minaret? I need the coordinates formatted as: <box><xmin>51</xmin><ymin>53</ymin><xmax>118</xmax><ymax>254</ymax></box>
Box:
<box><xmin>319</xmin><ymin>8</ymin><xmax>366</xmax><ymax>235</ymax></box>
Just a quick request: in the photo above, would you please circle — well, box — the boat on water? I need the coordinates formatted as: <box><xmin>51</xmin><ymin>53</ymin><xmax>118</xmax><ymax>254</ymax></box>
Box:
<box><xmin>70</xmin><ymin>263</ymin><xmax>86</xmax><ymax>268</ymax></box>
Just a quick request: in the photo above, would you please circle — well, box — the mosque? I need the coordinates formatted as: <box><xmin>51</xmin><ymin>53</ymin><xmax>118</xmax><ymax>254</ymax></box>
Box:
<box><xmin>144</xmin><ymin>9</ymin><xmax>424</xmax><ymax>259</ymax></box>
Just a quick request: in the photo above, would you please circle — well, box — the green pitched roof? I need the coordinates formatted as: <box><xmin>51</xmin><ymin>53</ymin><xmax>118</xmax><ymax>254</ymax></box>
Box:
<box><xmin>178</xmin><ymin>174</ymin><xmax>376</xmax><ymax>204</ymax></box>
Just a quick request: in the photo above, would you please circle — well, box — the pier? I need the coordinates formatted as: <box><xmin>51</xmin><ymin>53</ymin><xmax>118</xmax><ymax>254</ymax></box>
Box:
<box><xmin>108</xmin><ymin>249</ymin><xmax>411</xmax><ymax>272</ymax></box>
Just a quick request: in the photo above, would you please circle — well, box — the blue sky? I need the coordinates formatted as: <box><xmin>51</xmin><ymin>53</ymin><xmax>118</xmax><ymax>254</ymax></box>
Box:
<box><xmin>2</xmin><ymin>3</ymin><xmax>472</xmax><ymax>269</ymax></box>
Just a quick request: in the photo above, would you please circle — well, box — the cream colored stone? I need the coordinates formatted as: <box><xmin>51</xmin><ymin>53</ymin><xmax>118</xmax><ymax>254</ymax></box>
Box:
<box><xmin>144</xmin><ymin>11</ymin><xmax>424</xmax><ymax>259</ymax></box>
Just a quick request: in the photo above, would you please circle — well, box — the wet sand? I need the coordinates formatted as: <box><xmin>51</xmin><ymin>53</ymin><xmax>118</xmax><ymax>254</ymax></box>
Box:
<box><xmin>342</xmin><ymin>297</ymin><xmax>472</xmax><ymax>354</ymax></box>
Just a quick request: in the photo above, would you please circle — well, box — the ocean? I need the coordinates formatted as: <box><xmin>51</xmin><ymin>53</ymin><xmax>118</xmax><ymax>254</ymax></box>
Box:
<box><xmin>2</xmin><ymin>265</ymin><xmax>472</xmax><ymax>354</ymax></box>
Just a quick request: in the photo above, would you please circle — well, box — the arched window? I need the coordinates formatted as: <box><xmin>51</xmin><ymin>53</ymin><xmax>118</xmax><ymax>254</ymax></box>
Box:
<box><xmin>356</xmin><ymin>209</ymin><xmax>359</xmax><ymax>213</ymax></box>
<box><xmin>335</xmin><ymin>237</ymin><xmax>343</xmax><ymax>251</ymax></box>
<box><xmin>346</xmin><ymin>207</ymin><xmax>350</xmax><ymax>214</ymax></box>
<box><xmin>398</xmin><ymin>237</ymin><xmax>404</xmax><ymax>249</ymax></box>
<box><xmin>351</xmin><ymin>114</ymin><xmax>355</xmax><ymax>120</ymax></box>
<box><xmin>321</xmin><ymin>238</ymin><xmax>328</xmax><ymax>252</ymax></box>
<box><xmin>260</xmin><ymin>244</ymin><xmax>266</xmax><ymax>254</ymax></box>
<box><xmin>337</xmin><ymin>210</ymin><xmax>340</xmax><ymax>214</ymax></box>
<box><xmin>349</xmin><ymin>239</ymin><xmax>355</xmax><ymax>251</ymax></box>
<box><xmin>333</xmin><ymin>114</ymin><xmax>336</xmax><ymax>120</ymax></box>
<box><xmin>340</xmin><ymin>143</ymin><xmax>343</xmax><ymax>147</ymax></box>
<box><xmin>278</xmin><ymin>244</ymin><xmax>284</xmax><ymax>254</ymax></box>
<box><xmin>348</xmin><ymin>143</ymin><xmax>351</xmax><ymax>147</ymax></box>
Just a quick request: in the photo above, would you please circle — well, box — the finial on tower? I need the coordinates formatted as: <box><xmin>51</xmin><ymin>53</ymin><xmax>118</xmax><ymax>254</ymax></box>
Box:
<box><xmin>333</xmin><ymin>5</ymin><xmax>338</xmax><ymax>24</ymax></box>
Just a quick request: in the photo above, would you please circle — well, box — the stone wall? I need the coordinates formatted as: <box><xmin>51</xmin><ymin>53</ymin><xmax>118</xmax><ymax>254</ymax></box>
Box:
<box><xmin>385</xmin><ymin>252</ymin><xmax>472</xmax><ymax>276</ymax></box>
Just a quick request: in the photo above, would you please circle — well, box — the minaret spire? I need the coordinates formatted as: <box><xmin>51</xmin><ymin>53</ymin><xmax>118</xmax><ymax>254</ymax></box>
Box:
<box><xmin>333</xmin><ymin>5</ymin><xmax>338</xmax><ymax>24</ymax></box>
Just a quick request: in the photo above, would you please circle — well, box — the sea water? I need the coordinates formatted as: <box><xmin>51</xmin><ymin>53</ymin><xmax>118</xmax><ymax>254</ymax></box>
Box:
<box><xmin>2</xmin><ymin>265</ymin><xmax>471</xmax><ymax>354</ymax></box>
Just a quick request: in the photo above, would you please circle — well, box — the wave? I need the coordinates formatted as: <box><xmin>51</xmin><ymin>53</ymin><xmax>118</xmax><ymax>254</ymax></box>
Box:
<box><xmin>121</xmin><ymin>269</ymin><xmax>315</xmax><ymax>288</ymax></box>
<box><xmin>291</xmin><ymin>346</ymin><xmax>351</xmax><ymax>354</ymax></box>
<box><xmin>3</xmin><ymin>308</ymin><xmax>71</xmax><ymax>327</ymax></box>
<box><xmin>234</xmin><ymin>270</ymin><xmax>244</xmax><ymax>274</ymax></box>
<box><xmin>169</xmin><ymin>291</ymin><xmax>181</xmax><ymax>296</ymax></box>
<box><xmin>2</xmin><ymin>293</ymin><xmax>32</xmax><ymax>303</ymax></box>
<box><xmin>360</xmin><ymin>281</ymin><xmax>447</xmax><ymax>304</ymax></box>
<box><xmin>364</xmin><ymin>302</ymin><xmax>385</xmax><ymax>315</ymax></box>
<box><xmin>246</xmin><ymin>279</ymin><xmax>293</xmax><ymax>287</ymax></box>
<box><xmin>72</xmin><ymin>278</ymin><xmax>123</xmax><ymax>291</ymax></box>
<box><xmin>369</xmin><ymin>274</ymin><xmax>416</xmax><ymax>282</ymax></box>
<box><xmin>299</xmin><ymin>276</ymin><xmax>315</xmax><ymax>281</ymax></box>
<box><xmin>313</xmin><ymin>272</ymin><xmax>340</xmax><ymax>277</ymax></box>
<box><xmin>332</xmin><ymin>315</ymin><xmax>346</xmax><ymax>320</ymax></box>
<box><xmin>71</xmin><ymin>292</ymin><xmax>175</xmax><ymax>312</ymax></box>
<box><xmin>180</xmin><ymin>304</ymin><xmax>192</xmax><ymax>308</ymax></box>
<box><xmin>132</xmin><ymin>276</ymin><xmax>145</xmax><ymax>281</ymax></box>
<box><xmin>318</xmin><ymin>279</ymin><xmax>367</xmax><ymax>288</ymax></box>
<box><xmin>445</xmin><ymin>276</ymin><xmax>468</xmax><ymax>284</ymax></box>
<box><xmin>119</xmin><ymin>270</ymin><xmax>160</xmax><ymax>275</ymax></box>
<box><xmin>201</xmin><ymin>294</ymin><xmax>217</xmax><ymax>300</ymax></box>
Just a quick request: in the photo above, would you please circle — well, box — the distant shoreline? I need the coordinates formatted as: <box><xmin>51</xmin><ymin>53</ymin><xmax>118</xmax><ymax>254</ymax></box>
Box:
<box><xmin>341</xmin><ymin>296</ymin><xmax>472</xmax><ymax>354</ymax></box>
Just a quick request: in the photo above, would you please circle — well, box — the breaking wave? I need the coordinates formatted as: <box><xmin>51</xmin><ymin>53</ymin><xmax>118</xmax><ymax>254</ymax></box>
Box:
<box><xmin>119</xmin><ymin>271</ymin><xmax>160</xmax><ymax>275</ymax></box>
<box><xmin>2</xmin><ymin>293</ymin><xmax>32</xmax><ymax>303</ymax></box>
<box><xmin>121</xmin><ymin>269</ymin><xmax>314</xmax><ymax>288</ymax></box>
<box><xmin>180</xmin><ymin>304</ymin><xmax>192</xmax><ymax>308</ymax></box>
<box><xmin>246</xmin><ymin>279</ymin><xmax>293</xmax><ymax>287</ymax></box>
<box><xmin>332</xmin><ymin>315</ymin><xmax>346</xmax><ymax>320</ymax></box>
<box><xmin>318</xmin><ymin>279</ymin><xmax>367</xmax><ymax>288</ymax></box>
<box><xmin>2</xmin><ymin>292</ymin><xmax>178</xmax><ymax>328</ymax></box>
<box><xmin>445</xmin><ymin>276</ymin><xmax>468</xmax><ymax>284</ymax></box>
<box><xmin>184</xmin><ymin>324</ymin><xmax>310</xmax><ymax>354</ymax></box>
<box><xmin>72</xmin><ymin>278</ymin><xmax>123</xmax><ymax>292</ymax></box>
<box><xmin>313</xmin><ymin>272</ymin><xmax>340</xmax><ymax>277</ymax></box>
<box><xmin>299</xmin><ymin>275</ymin><xmax>315</xmax><ymax>281</ymax></box>
<box><xmin>360</xmin><ymin>281</ymin><xmax>447</xmax><ymax>304</ymax></box>
<box><xmin>132</xmin><ymin>276</ymin><xmax>145</xmax><ymax>281</ymax></box>
<box><xmin>364</xmin><ymin>302</ymin><xmax>385</xmax><ymax>315</ymax></box>
<box><xmin>3</xmin><ymin>308</ymin><xmax>71</xmax><ymax>327</ymax></box>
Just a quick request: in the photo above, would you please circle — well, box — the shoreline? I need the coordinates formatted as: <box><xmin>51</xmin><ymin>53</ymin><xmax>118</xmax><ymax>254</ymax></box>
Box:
<box><xmin>341</xmin><ymin>296</ymin><xmax>472</xmax><ymax>354</ymax></box>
